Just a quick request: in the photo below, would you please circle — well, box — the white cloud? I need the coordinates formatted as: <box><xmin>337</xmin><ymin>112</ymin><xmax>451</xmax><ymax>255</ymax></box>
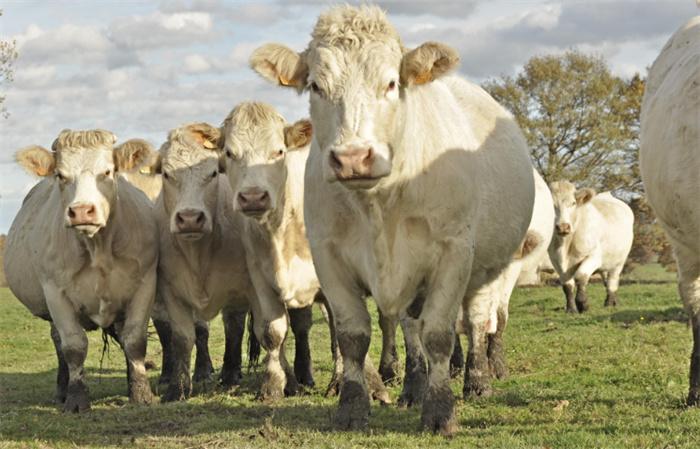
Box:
<box><xmin>109</xmin><ymin>11</ymin><xmax>214</xmax><ymax>49</ymax></box>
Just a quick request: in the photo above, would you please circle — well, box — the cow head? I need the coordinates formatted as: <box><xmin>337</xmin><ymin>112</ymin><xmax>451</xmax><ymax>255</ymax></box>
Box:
<box><xmin>549</xmin><ymin>181</ymin><xmax>596</xmax><ymax>236</ymax></box>
<box><xmin>155</xmin><ymin>122</ymin><xmax>224</xmax><ymax>240</ymax></box>
<box><xmin>15</xmin><ymin>130</ymin><xmax>152</xmax><ymax>238</ymax></box>
<box><xmin>221</xmin><ymin>102</ymin><xmax>312</xmax><ymax>221</ymax></box>
<box><xmin>250</xmin><ymin>4</ymin><xmax>459</xmax><ymax>190</ymax></box>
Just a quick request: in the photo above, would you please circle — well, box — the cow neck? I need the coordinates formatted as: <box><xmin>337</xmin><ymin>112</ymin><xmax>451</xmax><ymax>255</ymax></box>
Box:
<box><xmin>248</xmin><ymin>184</ymin><xmax>296</xmax><ymax>269</ymax></box>
<box><xmin>78</xmin><ymin>200</ymin><xmax>120</xmax><ymax>298</ymax></box>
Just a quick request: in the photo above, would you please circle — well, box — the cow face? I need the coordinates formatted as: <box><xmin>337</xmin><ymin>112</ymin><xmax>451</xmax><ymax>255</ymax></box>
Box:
<box><xmin>249</xmin><ymin>5</ymin><xmax>459</xmax><ymax>190</ymax></box>
<box><xmin>222</xmin><ymin>102</ymin><xmax>312</xmax><ymax>221</ymax></box>
<box><xmin>15</xmin><ymin>130</ymin><xmax>152</xmax><ymax>238</ymax></box>
<box><xmin>156</xmin><ymin>123</ymin><xmax>224</xmax><ymax>240</ymax></box>
<box><xmin>550</xmin><ymin>181</ymin><xmax>596</xmax><ymax>236</ymax></box>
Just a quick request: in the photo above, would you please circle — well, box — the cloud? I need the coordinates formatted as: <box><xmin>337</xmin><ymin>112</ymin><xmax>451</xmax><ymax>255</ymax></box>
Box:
<box><xmin>109</xmin><ymin>10</ymin><xmax>214</xmax><ymax>50</ymax></box>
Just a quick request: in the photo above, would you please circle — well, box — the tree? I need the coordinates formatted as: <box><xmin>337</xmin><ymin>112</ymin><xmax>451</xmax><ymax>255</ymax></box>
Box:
<box><xmin>0</xmin><ymin>9</ymin><xmax>18</xmax><ymax>118</ymax></box>
<box><xmin>482</xmin><ymin>49</ymin><xmax>644</xmax><ymax>196</ymax></box>
<box><xmin>624</xmin><ymin>197</ymin><xmax>674</xmax><ymax>273</ymax></box>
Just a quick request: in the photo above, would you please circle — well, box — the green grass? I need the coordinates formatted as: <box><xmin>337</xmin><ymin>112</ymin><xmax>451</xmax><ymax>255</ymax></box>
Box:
<box><xmin>1</xmin><ymin>273</ymin><xmax>698</xmax><ymax>448</ymax></box>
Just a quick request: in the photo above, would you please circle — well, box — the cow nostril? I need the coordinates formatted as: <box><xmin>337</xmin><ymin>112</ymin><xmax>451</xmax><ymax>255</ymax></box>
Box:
<box><xmin>196</xmin><ymin>212</ymin><xmax>204</xmax><ymax>224</ymax></box>
<box><xmin>68</xmin><ymin>208</ymin><xmax>76</xmax><ymax>219</ymax></box>
<box><xmin>330</xmin><ymin>151</ymin><xmax>343</xmax><ymax>171</ymax></box>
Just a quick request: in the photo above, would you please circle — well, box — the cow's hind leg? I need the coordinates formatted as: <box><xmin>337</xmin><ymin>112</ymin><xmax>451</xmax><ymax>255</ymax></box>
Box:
<box><xmin>192</xmin><ymin>321</ymin><xmax>214</xmax><ymax>383</ymax></box>
<box><xmin>398</xmin><ymin>311</ymin><xmax>427</xmax><ymax>408</ymax></box>
<box><xmin>152</xmin><ymin>318</ymin><xmax>175</xmax><ymax>385</ymax></box>
<box><xmin>563</xmin><ymin>279</ymin><xmax>577</xmax><ymax>313</ymax></box>
<box><xmin>602</xmin><ymin>266</ymin><xmax>623</xmax><ymax>307</ymax></box>
<box><xmin>450</xmin><ymin>334</ymin><xmax>464</xmax><ymax>379</ymax></box>
<box><xmin>218</xmin><ymin>307</ymin><xmax>247</xmax><ymax>388</ymax></box>
<box><xmin>289</xmin><ymin>305</ymin><xmax>315</xmax><ymax>387</ymax></box>
<box><xmin>675</xmin><ymin>242</ymin><xmax>700</xmax><ymax>406</ymax></box>
<box><xmin>50</xmin><ymin>322</ymin><xmax>69</xmax><ymax>405</ymax></box>
<box><xmin>377</xmin><ymin>309</ymin><xmax>399</xmax><ymax>384</ymax></box>
<box><xmin>488</xmin><ymin>302</ymin><xmax>509</xmax><ymax>381</ymax></box>
<box><xmin>463</xmin><ymin>286</ymin><xmax>493</xmax><ymax>399</ymax></box>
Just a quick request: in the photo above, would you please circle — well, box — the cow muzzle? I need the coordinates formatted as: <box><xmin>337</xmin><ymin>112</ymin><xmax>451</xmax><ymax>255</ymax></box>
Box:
<box><xmin>328</xmin><ymin>146</ymin><xmax>391</xmax><ymax>188</ymax></box>
<box><xmin>236</xmin><ymin>188</ymin><xmax>271</xmax><ymax>217</ymax></box>
<box><xmin>67</xmin><ymin>204</ymin><xmax>103</xmax><ymax>235</ymax></box>
<box><xmin>555</xmin><ymin>223</ymin><xmax>572</xmax><ymax>236</ymax></box>
<box><xmin>175</xmin><ymin>209</ymin><xmax>207</xmax><ymax>237</ymax></box>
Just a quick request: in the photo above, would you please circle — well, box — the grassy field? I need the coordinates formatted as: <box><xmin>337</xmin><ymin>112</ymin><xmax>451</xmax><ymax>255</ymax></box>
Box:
<box><xmin>1</xmin><ymin>267</ymin><xmax>698</xmax><ymax>448</ymax></box>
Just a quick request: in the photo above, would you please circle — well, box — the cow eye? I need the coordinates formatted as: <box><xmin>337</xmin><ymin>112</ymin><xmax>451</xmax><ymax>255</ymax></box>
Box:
<box><xmin>56</xmin><ymin>172</ymin><xmax>64</xmax><ymax>182</ymax></box>
<box><xmin>388</xmin><ymin>80</ymin><xmax>396</xmax><ymax>91</ymax></box>
<box><xmin>211</xmin><ymin>171</ymin><xmax>218</xmax><ymax>179</ymax></box>
<box><xmin>310</xmin><ymin>82</ymin><xmax>320</xmax><ymax>93</ymax></box>
<box><xmin>276</xmin><ymin>149</ymin><xmax>285</xmax><ymax>159</ymax></box>
<box><xmin>163</xmin><ymin>171</ymin><xmax>170</xmax><ymax>181</ymax></box>
<box><xmin>104</xmin><ymin>170</ymin><xmax>111</xmax><ymax>177</ymax></box>
<box><xmin>571</xmin><ymin>201</ymin><xmax>576</xmax><ymax>207</ymax></box>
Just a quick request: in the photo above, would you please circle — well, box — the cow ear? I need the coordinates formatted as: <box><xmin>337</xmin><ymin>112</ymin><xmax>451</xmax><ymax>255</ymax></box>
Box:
<box><xmin>114</xmin><ymin>139</ymin><xmax>156</xmax><ymax>172</ymax></box>
<box><xmin>284</xmin><ymin>119</ymin><xmax>313</xmax><ymax>151</ymax></box>
<box><xmin>250</xmin><ymin>43</ymin><xmax>309</xmax><ymax>93</ymax></box>
<box><xmin>15</xmin><ymin>145</ymin><xmax>56</xmax><ymax>177</ymax></box>
<box><xmin>575</xmin><ymin>188</ymin><xmax>596</xmax><ymax>204</ymax></box>
<box><xmin>400</xmin><ymin>41</ymin><xmax>460</xmax><ymax>87</ymax></box>
<box><xmin>185</xmin><ymin>122</ymin><xmax>222</xmax><ymax>151</ymax></box>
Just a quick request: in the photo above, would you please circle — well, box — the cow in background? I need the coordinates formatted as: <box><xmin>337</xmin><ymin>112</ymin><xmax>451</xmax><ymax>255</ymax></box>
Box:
<box><xmin>117</xmin><ymin>138</ymin><xmax>247</xmax><ymax>388</ymax></box>
<box><xmin>4</xmin><ymin>130</ymin><xmax>158</xmax><ymax>412</ymax></box>
<box><xmin>640</xmin><ymin>16</ymin><xmax>700</xmax><ymax>406</ymax></box>
<box><xmin>250</xmin><ymin>4</ymin><xmax>535</xmax><ymax>434</ymax></box>
<box><xmin>221</xmin><ymin>101</ymin><xmax>389</xmax><ymax>402</ymax></box>
<box><xmin>548</xmin><ymin>181</ymin><xmax>634</xmax><ymax>313</ymax></box>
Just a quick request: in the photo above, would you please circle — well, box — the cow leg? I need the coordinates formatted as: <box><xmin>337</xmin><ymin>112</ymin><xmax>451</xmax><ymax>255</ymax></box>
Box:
<box><xmin>152</xmin><ymin>318</ymin><xmax>175</xmax><ymax>385</ymax></box>
<box><xmin>161</xmin><ymin>290</ymin><xmax>196</xmax><ymax>403</ymax></box>
<box><xmin>398</xmin><ymin>311</ymin><xmax>427</xmax><ymax>408</ymax></box>
<box><xmin>574</xmin><ymin>277</ymin><xmax>590</xmax><ymax>313</ymax></box>
<box><xmin>487</xmin><ymin>304</ymin><xmax>509</xmax><ymax>381</ymax></box>
<box><xmin>603</xmin><ymin>266</ymin><xmax>623</xmax><ymax>307</ymax></box>
<box><xmin>288</xmin><ymin>305</ymin><xmax>315</xmax><ymax>387</ymax></box>
<box><xmin>319</xmin><ymin>294</ymin><xmax>390</xmax><ymax>403</ymax></box>
<box><xmin>377</xmin><ymin>309</ymin><xmax>399</xmax><ymax>385</ymax></box>
<box><xmin>192</xmin><ymin>320</ymin><xmax>214</xmax><ymax>383</ymax></box>
<box><xmin>45</xmin><ymin>287</ymin><xmax>91</xmax><ymax>413</ymax></box>
<box><xmin>117</xmin><ymin>271</ymin><xmax>156</xmax><ymax>405</ymax></box>
<box><xmin>249</xmin><ymin>288</ymin><xmax>298</xmax><ymax>403</ymax></box>
<box><xmin>563</xmin><ymin>279</ymin><xmax>577</xmax><ymax>313</ymax></box>
<box><xmin>463</xmin><ymin>286</ymin><xmax>493</xmax><ymax>399</ymax></box>
<box><xmin>218</xmin><ymin>307</ymin><xmax>247</xmax><ymax>388</ymax></box>
<box><xmin>674</xmin><ymin>242</ymin><xmax>700</xmax><ymax>407</ymax></box>
<box><xmin>49</xmin><ymin>322</ymin><xmax>69</xmax><ymax>405</ymax></box>
<box><xmin>450</xmin><ymin>334</ymin><xmax>464</xmax><ymax>379</ymax></box>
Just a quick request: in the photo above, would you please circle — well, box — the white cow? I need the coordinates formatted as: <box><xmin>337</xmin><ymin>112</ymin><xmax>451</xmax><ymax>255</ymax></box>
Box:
<box><xmin>153</xmin><ymin>122</ymin><xmax>298</xmax><ymax>403</ymax></box>
<box><xmin>548</xmin><ymin>182</ymin><xmax>634</xmax><ymax>313</ymax></box>
<box><xmin>250</xmin><ymin>5</ymin><xmax>535</xmax><ymax>434</ymax></box>
<box><xmin>640</xmin><ymin>16</ymin><xmax>700</xmax><ymax>407</ymax></box>
<box><xmin>221</xmin><ymin>101</ymin><xmax>390</xmax><ymax>402</ymax></box>
<box><xmin>4</xmin><ymin>129</ymin><xmax>158</xmax><ymax>412</ymax></box>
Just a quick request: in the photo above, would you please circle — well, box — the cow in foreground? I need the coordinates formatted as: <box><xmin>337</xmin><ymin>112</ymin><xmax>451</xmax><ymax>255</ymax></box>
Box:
<box><xmin>640</xmin><ymin>16</ymin><xmax>700</xmax><ymax>406</ymax></box>
<box><xmin>250</xmin><ymin>5</ymin><xmax>535</xmax><ymax>434</ymax></box>
<box><xmin>548</xmin><ymin>182</ymin><xmax>633</xmax><ymax>313</ymax></box>
<box><xmin>153</xmin><ymin>122</ymin><xmax>298</xmax><ymax>403</ymax></box>
<box><xmin>4</xmin><ymin>130</ymin><xmax>158</xmax><ymax>412</ymax></box>
<box><xmin>221</xmin><ymin>101</ymin><xmax>389</xmax><ymax>401</ymax></box>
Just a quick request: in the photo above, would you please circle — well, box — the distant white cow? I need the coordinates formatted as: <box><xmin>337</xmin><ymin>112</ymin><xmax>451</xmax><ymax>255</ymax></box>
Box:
<box><xmin>221</xmin><ymin>101</ymin><xmax>389</xmax><ymax>402</ymax></box>
<box><xmin>154</xmin><ymin>122</ymin><xmax>299</xmax><ymax>403</ymax></box>
<box><xmin>250</xmin><ymin>5</ymin><xmax>535</xmax><ymax>434</ymax></box>
<box><xmin>640</xmin><ymin>16</ymin><xmax>700</xmax><ymax>407</ymax></box>
<box><xmin>548</xmin><ymin>182</ymin><xmax>634</xmax><ymax>313</ymax></box>
<box><xmin>4</xmin><ymin>129</ymin><xmax>158</xmax><ymax>412</ymax></box>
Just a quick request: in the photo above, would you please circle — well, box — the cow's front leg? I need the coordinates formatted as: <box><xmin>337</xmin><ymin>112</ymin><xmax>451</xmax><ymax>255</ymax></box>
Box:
<box><xmin>161</xmin><ymin>292</ymin><xmax>196</xmax><ymax>403</ymax></box>
<box><xmin>45</xmin><ymin>286</ymin><xmax>90</xmax><ymax>413</ymax></box>
<box><xmin>574</xmin><ymin>254</ymin><xmax>603</xmax><ymax>312</ymax></box>
<box><xmin>463</xmin><ymin>285</ymin><xmax>493</xmax><ymax>400</ymax></box>
<box><xmin>49</xmin><ymin>322</ymin><xmax>70</xmax><ymax>405</ymax></box>
<box><xmin>289</xmin><ymin>305</ymin><xmax>315</xmax><ymax>387</ymax></box>
<box><xmin>192</xmin><ymin>321</ymin><xmax>214</xmax><ymax>383</ymax></box>
<box><xmin>562</xmin><ymin>279</ymin><xmax>577</xmax><ymax>313</ymax></box>
<box><xmin>249</xmin><ymin>287</ymin><xmax>298</xmax><ymax>403</ymax></box>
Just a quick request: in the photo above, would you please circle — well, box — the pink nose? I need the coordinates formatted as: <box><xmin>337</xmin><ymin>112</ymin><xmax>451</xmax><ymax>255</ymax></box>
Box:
<box><xmin>175</xmin><ymin>209</ymin><xmax>205</xmax><ymax>233</ymax></box>
<box><xmin>237</xmin><ymin>188</ymin><xmax>270</xmax><ymax>212</ymax></box>
<box><xmin>329</xmin><ymin>148</ymin><xmax>374</xmax><ymax>180</ymax></box>
<box><xmin>556</xmin><ymin>223</ymin><xmax>572</xmax><ymax>235</ymax></box>
<box><xmin>68</xmin><ymin>204</ymin><xmax>97</xmax><ymax>226</ymax></box>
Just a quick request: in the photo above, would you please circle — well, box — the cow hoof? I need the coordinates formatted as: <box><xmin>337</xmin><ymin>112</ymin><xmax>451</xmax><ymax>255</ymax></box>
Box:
<box><xmin>398</xmin><ymin>383</ymin><xmax>425</xmax><ymax>408</ymax></box>
<box><xmin>218</xmin><ymin>369</ymin><xmax>242</xmax><ymax>388</ymax></box>
<box><xmin>284</xmin><ymin>376</ymin><xmax>302</xmax><ymax>397</ymax></box>
<box><xmin>463</xmin><ymin>382</ymin><xmax>493</xmax><ymax>399</ymax></box>
<box><xmin>296</xmin><ymin>369</ymin><xmax>315</xmax><ymax>388</ymax></box>
<box><xmin>687</xmin><ymin>391</ymin><xmax>700</xmax><ymax>407</ymax></box>
<box><xmin>421</xmin><ymin>386</ymin><xmax>458</xmax><ymax>436</ymax></box>
<box><xmin>257</xmin><ymin>374</ymin><xmax>286</xmax><ymax>403</ymax></box>
<box><xmin>420</xmin><ymin>407</ymin><xmax>459</xmax><ymax>437</ymax></box>
<box><xmin>378</xmin><ymin>365</ymin><xmax>399</xmax><ymax>385</ymax></box>
<box><xmin>161</xmin><ymin>379</ymin><xmax>191</xmax><ymax>403</ymax></box>
<box><xmin>64</xmin><ymin>382</ymin><xmax>90</xmax><ymax>413</ymax></box>
<box><xmin>489</xmin><ymin>361</ymin><xmax>509</xmax><ymax>381</ymax></box>
<box><xmin>192</xmin><ymin>370</ymin><xmax>214</xmax><ymax>384</ymax></box>
<box><xmin>325</xmin><ymin>373</ymin><xmax>342</xmax><ymax>398</ymax></box>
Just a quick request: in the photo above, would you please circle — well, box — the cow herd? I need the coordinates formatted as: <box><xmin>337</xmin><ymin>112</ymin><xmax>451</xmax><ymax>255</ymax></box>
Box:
<box><xmin>3</xmin><ymin>5</ymin><xmax>699</xmax><ymax>436</ymax></box>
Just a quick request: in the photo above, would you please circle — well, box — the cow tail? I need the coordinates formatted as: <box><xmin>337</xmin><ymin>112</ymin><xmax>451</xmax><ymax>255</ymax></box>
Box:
<box><xmin>247</xmin><ymin>311</ymin><xmax>261</xmax><ymax>371</ymax></box>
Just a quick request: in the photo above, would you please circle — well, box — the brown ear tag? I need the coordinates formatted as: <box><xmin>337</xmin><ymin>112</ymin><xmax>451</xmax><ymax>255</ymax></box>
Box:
<box><xmin>279</xmin><ymin>74</ymin><xmax>298</xmax><ymax>87</ymax></box>
<box><xmin>139</xmin><ymin>167</ymin><xmax>152</xmax><ymax>174</ymax></box>
<box><xmin>36</xmin><ymin>166</ymin><xmax>48</xmax><ymax>176</ymax></box>
<box><xmin>203</xmin><ymin>140</ymin><xmax>215</xmax><ymax>149</ymax></box>
<box><xmin>413</xmin><ymin>72</ymin><xmax>432</xmax><ymax>85</ymax></box>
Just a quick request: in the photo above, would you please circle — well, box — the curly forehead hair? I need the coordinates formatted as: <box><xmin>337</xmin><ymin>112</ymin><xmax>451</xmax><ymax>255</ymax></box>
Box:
<box><xmin>52</xmin><ymin>129</ymin><xmax>117</xmax><ymax>152</ymax></box>
<box><xmin>310</xmin><ymin>4</ymin><xmax>403</xmax><ymax>52</ymax></box>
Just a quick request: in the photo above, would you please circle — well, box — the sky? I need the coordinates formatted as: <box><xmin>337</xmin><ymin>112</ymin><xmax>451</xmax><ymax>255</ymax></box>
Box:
<box><xmin>0</xmin><ymin>0</ymin><xmax>697</xmax><ymax>234</ymax></box>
